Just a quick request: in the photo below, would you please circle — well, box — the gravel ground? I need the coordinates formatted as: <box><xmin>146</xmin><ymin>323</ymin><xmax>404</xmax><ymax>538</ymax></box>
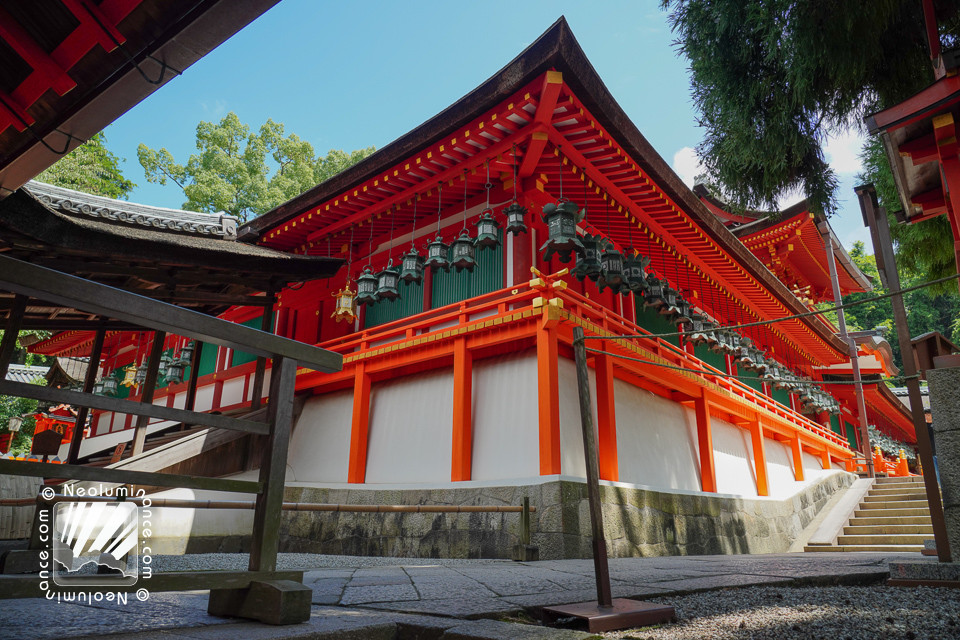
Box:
<box><xmin>602</xmin><ymin>585</ymin><xmax>960</xmax><ymax>640</ymax></box>
<box><xmin>151</xmin><ymin>552</ymin><xmax>513</xmax><ymax>571</ymax></box>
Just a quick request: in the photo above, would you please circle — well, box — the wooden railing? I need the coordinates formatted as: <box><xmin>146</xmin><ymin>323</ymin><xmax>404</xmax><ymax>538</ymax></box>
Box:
<box><xmin>0</xmin><ymin>254</ymin><xmax>341</xmax><ymax>621</ymax></box>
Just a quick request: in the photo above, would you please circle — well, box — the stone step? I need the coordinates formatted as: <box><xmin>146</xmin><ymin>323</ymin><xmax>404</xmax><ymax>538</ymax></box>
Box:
<box><xmin>874</xmin><ymin>481</ymin><xmax>924</xmax><ymax>490</ymax></box>
<box><xmin>855</xmin><ymin>507</ymin><xmax>932</xmax><ymax>518</ymax></box>
<box><xmin>804</xmin><ymin>544</ymin><xmax>924</xmax><ymax>553</ymax></box>
<box><xmin>875</xmin><ymin>476</ymin><xmax>923</xmax><ymax>484</ymax></box>
<box><xmin>844</xmin><ymin>524</ymin><xmax>934</xmax><ymax>536</ymax></box>
<box><xmin>869</xmin><ymin>487</ymin><xmax>927</xmax><ymax>497</ymax></box>
<box><xmin>850</xmin><ymin>515</ymin><xmax>932</xmax><ymax>527</ymax></box>
<box><xmin>837</xmin><ymin>534</ymin><xmax>928</xmax><ymax>546</ymax></box>
<box><xmin>862</xmin><ymin>493</ymin><xmax>928</xmax><ymax>503</ymax></box>
<box><xmin>858</xmin><ymin>500</ymin><xmax>929</xmax><ymax>511</ymax></box>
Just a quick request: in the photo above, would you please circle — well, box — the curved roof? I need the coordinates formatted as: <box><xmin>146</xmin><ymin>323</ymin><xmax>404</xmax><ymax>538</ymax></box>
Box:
<box><xmin>241</xmin><ymin>17</ymin><xmax>851</xmax><ymax>366</ymax></box>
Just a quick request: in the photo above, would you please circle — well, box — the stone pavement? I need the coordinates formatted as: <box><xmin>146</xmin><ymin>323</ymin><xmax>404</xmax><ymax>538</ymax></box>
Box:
<box><xmin>0</xmin><ymin>552</ymin><xmax>933</xmax><ymax>640</ymax></box>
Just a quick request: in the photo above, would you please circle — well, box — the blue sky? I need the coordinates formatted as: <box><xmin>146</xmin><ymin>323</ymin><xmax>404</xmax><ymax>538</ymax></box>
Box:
<box><xmin>105</xmin><ymin>0</ymin><xmax>871</xmax><ymax>250</ymax></box>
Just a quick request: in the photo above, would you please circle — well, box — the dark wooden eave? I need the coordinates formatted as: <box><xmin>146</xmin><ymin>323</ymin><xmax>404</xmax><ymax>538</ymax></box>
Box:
<box><xmin>0</xmin><ymin>188</ymin><xmax>341</xmax><ymax>328</ymax></box>
<box><xmin>0</xmin><ymin>0</ymin><xmax>280</xmax><ymax>196</ymax></box>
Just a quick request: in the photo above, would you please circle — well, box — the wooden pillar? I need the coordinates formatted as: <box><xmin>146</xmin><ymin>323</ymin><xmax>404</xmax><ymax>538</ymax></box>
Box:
<box><xmin>749</xmin><ymin>417</ymin><xmax>769</xmax><ymax>497</ymax></box>
<box><xmin>250</xmin><ymin>303</ymin><xmax>274</xmax><ymax>411</ymax></box>
<box><xmin>790</xmin><ymin>436</ymin><xmax>805</xmax><ymax>481</ymax></box>
<box><xmin>451</xmin><ymin>338</ymin><xmax>473</xmax><ymax>481</ymax></box>
<box><xmin>820</xmin><ymin>448</ymin><xmax>831</xmax><ymax>470</ymax></box>
<box><xmin>0</xmin><ymin>294</ymin><xmax>26</xmax><ymax>380</ymax></box>
<box><xmin>248</xmin><ymin>356</ymin><xmax>297</xmax><ymax>572</ymax></box>
<box><xmin>184</xmin><ymin>341</ymin><xmax>203</xmax><ymax>412</ymax></box>
<box><xmin>536</xmin><ymin>324</ymin><xmax>561</xmax><ymax>475</ymax></box>
<box><xmin>694</xmin><ymin>395</ymin><xmax>716</xmax><ymax>492</ymax></box>
<box><xmin>594</xmin><ymin>352</ymin><xmax>618</xmax><ymax>481</ymax></box>
<box><xmin>131</xmin><ymin>330</ymin><xmax>165</xmax><ymax>456</ymax></box>
<box><xmin>347</xmin><ymin>363</ymin><xmax>371</xmax><ymax>483</ymax></box>
<box><xmin>512</xmin><ymin>207</ymin><xmax>534</xmax><ymax>286</ymax></box>
<box><xmin>66</xmin><ymin>322</ymin><xmax>106</xmax><ymax>464</ymax></box>
<box><xmin>422</xmin><ymin>266</ymin><xmax>434</xmax><ymax>312</ymax></box>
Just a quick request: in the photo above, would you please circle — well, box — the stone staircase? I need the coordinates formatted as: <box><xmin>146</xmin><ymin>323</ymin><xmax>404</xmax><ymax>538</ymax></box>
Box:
<box><xmin>805</xmin><ymin>476</ymin><xmax>932</xmax><ymax>553</ymax></box>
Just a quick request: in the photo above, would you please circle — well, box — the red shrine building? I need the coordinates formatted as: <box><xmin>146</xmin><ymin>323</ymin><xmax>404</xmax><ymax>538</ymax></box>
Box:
<box><xmin>26</xmin><ymin>20</ymin><xmax>917</xmax><ymax>558</ymax></box>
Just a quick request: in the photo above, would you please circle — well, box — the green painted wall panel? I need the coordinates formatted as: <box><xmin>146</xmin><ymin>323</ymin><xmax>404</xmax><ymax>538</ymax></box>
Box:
<box><xmin>431</xmin><ymin>234</ymin><xmax>503</xmax><ymax>309</ymax></box>
<box><xmin>197</xmin><ymin>341</ymin><xmax>218</xmax><ymax>377</ymax></box>
<box><xmin>365</xmin><ymin>280</ymin><xmax>424</xmax><ymax>328</ymax></box>
<box><xmin>845</xmin><ymin>421</ymin><xmax>858</xmax><ymax>450</ymax></box>
<box><xmin>772</xmin><ymin>387</ymin><xmax>792</xmax><ymax>410</ymax></box>
<box><xmin>231</xmin><ymin>317</ymin><xmax>263</xmax><ymax>367</ymax></box>
<box><xmin>633</xmin><ymin>298</ymin><xmax>680</xmax><ymax>347</ymax></box>
<box><xmin>695</xmin><ymin>343</ymin><xmax>727</xmax><ymax>373</ymax></box>
<box><xmin>830</xmin><ymin>413</ymin><xmax>843</xmax><ymax>436</ymax></box>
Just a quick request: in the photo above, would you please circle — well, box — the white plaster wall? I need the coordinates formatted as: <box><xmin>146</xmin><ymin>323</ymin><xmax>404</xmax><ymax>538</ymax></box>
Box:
<box><xmin>614</xmin><ymin>380</ymin><xmax>701</xmax><ymax>492</ymax></box>
<box><xmin>471</xmin><ymin>352</ymin><xmax>540</xmax><ymax>481</ymax></box>
<box><xmin>194</xmin><ymin>385</ymin><xmax>214</xmax><ymax>413</ymax></box>
<box><xmin>364</xmin><ymin>369</ymin><xmax>453</xmax><ymax>484</ymax></box>
<box><xmin>765</xmin><ymin>437</ymin><xmax>799</xmax><ymax>498</ymax></box>
<box><xmin>711</xmin><ymin>418</ymin><xmax>758</xmax><ymax>496</ymax></box>
<box><xmin>287</xmin><ymin>391</ymin><xmax>353</xmax><ymax>483</ymax></box>
<box><xmin>557</xmin><ymin>357</ymin><xmax>598</xmax><ymax>478</ymax></box>
<box><xmin>221</xmin><ymin>377</ymin><xmax>245</xmax><ymax>407</ymax></box>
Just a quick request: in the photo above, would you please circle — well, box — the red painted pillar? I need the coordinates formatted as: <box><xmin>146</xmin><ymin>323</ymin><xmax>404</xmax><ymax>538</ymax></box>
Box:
<box><xmin>348</xmin><ymin>363</ymin><xmax>372</xmax><ymax>483</ymax></box>
<box><xmin>594</xmin><ymin>352</ymin><xmax>618</xmax><ymax>481</ymax></box>
<box><xmin>451</xmin><ymin>338</ymin><xmax>473</xmax><ymax>481</ymax></box>
<box><xmin>695</xmin><ymin>395</ymin><xmax>716</xmax><ymax>492</ymax></box>
<box><xmin>536</xmin><ymin>324</ymin><xmax>561</xmax><ymax>475</ymax></box>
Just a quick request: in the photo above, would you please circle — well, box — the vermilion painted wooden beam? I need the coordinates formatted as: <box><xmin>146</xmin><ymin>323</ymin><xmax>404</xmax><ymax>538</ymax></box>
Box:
<box><xmin>0</xmin><ymin>7</ymin><xmax>76</xmax><ymax>96</ymax></box>
<box><xmin>62</xmin><ymin>0</ymin><xmax>125</xmax><ymax>52</ymax></box>
<box><xmin>535</xmin><ymin>71</ymin><xmax>564</xmax><ymax>124</ymax></box>
<box><xmin>694</xmin><ymin>395</ymin><xmax>716</xmax><ymax>493</ymax></box>
<box><xmin>790</xmin><ymin>435</ymin><xmax>805</xmax><ymax>481</ymax></box>
<box><xmin>536</xmin><ymin>323</ymin><xmax>561</xmax><ymax>475</ymax></box>
<box><xmin>750</xmin><ymin>418</ymin><xmax>769</xmax><ymax>497</ymax></box>
<box><xmin>933</xmin><ymin>113</ymin><xmax>960</xmax><ymax>285</ymax></box>
<box><xmin>347</xmin><ymin>363</ymin><xmax>371</xmax><ymax>483</ymax></box>
<box><xmin>594</xmin><ymin>352</ymin><xmax>618</xmax><ymax>482</ymax></box>
<box><xmin>899</xmin><ymin>132</ymin><xmax>938</xmax><ymax>165</ymax></box>
<box><xmin>451</xmin><ymin>338</ymin><xmax>473</xmax><ymax>482</ymax></box>
<box><xmin>820</xmin><ymin>448</ymin><xmax>831</xmax><ymax>470</ymax></box>
<box><xmin>519</xmin><ymin>131</ymin><xmax>549</xmax><ymax>178</ymax></box>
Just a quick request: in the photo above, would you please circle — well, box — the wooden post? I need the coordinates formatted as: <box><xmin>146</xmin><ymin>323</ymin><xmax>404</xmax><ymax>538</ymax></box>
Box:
<box><xmin>750</xmin><ymin>418</ymin><xmax>769</xmax><ymax>497</ymax></box>
<box><xmin>694</xmin><ymin>395</ymin><xmax>716</xmax><ymax>492</ymax></box>
<box><xmin>66</xmin><ymin>322</ymin><xmax>107</xmax><ymax>464</ymax></box>
<box><xmin>820</xmin><ymin>449</ymin><xmax>831</xmax><ymax>470</ymax></box>
<box><xmin>594</xmin><ymin>352</ymin><xmax>619</xmax><ymax>481</ymax></box>
<box><xmin>250</xmin><ymin>304</ymin><xmax>274</xmax><ymax>411</ymax></box>
<box><xmin>131</xmin><ymin>330</ymin><xmax>166</xmax><ymax>456</ymax></box>
<box><xmin>0</xmin><ymin>294</ymin><xmax>26</xmax><ymax>380</ymax></box>
<box><xmin>536</xmin><ymin>323</ymin><xmax>561</xmax><ymax>475</ymax></box>
<box><xmin>248</xmin><ymin>356</ymin><xmax>297</xmax><ymax>572</ymax></box>
<box><xmin>790</xmin><ymin>436</ymin><xmax>805</xmax><ymax>481</ymax></box>
<box><xmin>347</xmin><ymin>362</ymin><xmax>371</xmax><ymax>483</ymax></box>
<box><xmin>451</xmin><ymin>337</ymin><xmax>473</xmax><ymax>481</ymax></box>
<box><xmin>184</xmin><ymin>341</ymin><xmax>204</xmax><ymax>412</ymax></box>
<box><xmin>857</xmin><ymin>184</ymin><xmax>951</xmax><ymax>562</ymax></box>
<box><xmin>571</xmin><ymin>327</ymin><xmax>612</xmax><ymax>607</ymax></box>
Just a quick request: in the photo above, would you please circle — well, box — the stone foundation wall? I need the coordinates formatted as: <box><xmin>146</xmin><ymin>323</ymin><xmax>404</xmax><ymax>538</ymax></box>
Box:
<box><xmin>173</xmin><ymin>472</ymin><xmax>855</xmax><ymax>559</ymax></box>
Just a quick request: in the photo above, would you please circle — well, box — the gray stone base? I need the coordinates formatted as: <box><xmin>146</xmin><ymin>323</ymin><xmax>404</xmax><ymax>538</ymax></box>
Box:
<box><xmin>889</xmin><ymin>561</ymin><xmax>960</xmax><ymax>586</ymax></box>
<box><xmin>150</xmin><ymin>472</ymin><xmax>854</xmax><ymax>560</ymax></box>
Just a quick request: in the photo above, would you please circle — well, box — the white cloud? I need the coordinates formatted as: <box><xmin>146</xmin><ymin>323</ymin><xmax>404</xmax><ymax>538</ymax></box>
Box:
<box><xmin>672</xmin><ymin>146</ymin><xmax>703</xmax><ymax>187</ymax></box>
<box><xmin>824</xmin><ymin>128</ymin><xmax>865</xmax><ymax>175</ymax></box>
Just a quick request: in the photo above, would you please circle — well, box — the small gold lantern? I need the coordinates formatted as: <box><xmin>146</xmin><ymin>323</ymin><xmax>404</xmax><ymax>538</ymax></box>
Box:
<box><xmin>331</xmin><ymin>285</ymin><xmax>358</xmax><ymax>323</ymax></box>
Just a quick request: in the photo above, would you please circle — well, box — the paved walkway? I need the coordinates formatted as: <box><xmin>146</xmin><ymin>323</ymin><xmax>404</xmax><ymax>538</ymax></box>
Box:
<box><xmin>0</xmin><ymin>552</ymin><xmax>933</xmax><ymax>640</ymax></box>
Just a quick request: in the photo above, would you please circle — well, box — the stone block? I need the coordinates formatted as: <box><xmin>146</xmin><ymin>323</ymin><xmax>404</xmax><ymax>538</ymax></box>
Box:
<box><xmin>511</xmin><ymin>544</ymin><xmax>540</xmax><ymax>562</ymax></box>
<box><xmin>0</xmin><ymin>549</ymin><xmax>42</xmax><ymax>574</ymax></box>
<box><xmin>208</xmin><ymin>579</ymin><xmax>312</xmax><ymax>625</ymax></box>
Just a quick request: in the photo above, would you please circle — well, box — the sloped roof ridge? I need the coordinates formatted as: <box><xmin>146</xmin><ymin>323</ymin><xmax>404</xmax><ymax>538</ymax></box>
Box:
<box><xmin>25</xmin><ymin>180</ymin><xmax>239</xmax><ymax>240</ymax></box>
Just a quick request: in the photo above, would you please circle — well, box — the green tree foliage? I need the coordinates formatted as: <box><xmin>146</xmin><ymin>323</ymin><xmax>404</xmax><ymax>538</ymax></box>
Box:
<box><xmin>138</xmin><ymin>112</ymin><xmax>375</xmax><ymax>222</ymax></box>
<box><xmin>661</xmin><ymin>0</ymin><xmax>960</xmax><ymax>214</ymax></box>
<box><xmin>838</xmin><ymin>241</ymin><xmax>960</xmax><ymax>370</ymax></box>
<box><xmin>35</xmin><ymin>131</ymin><xmax>135</xmax><ymax>199</ymax></box>
<box><xmin>0</xmin><ymin>393</ymin><xmax>38</xmax><ymax>457</ymax></box>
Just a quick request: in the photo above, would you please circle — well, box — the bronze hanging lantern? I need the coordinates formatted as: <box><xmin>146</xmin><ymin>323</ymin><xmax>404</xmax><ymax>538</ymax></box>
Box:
<box><xmin>686</xmin><ymin>313</ymin><xmax>707</xmax><ymax>345</ymax></box>
<box><xmin>376</xmin><ymin>261</ymin><xmax>401</xmax><ymax>301</ymax></box>
<box><xmin>623</xmin><ymin>252</ymin><xmax>651</xmax><ymax>294</ymax></box>
<box><xmin>573</xmin><ymin>233</ymin><xmax>603</xmax><ymax>282</ymax></box>
<box><xmin>165</xmin><ymin>360</ymin><xmax>185</xmax><ymax>385</ymax></box>
<box><xmin>659</xmin><ymin>285</ymin><xmax>681</xmax><ymax>318</ymax></box>
<box><xmin>179</xmin><ymin>341</ymin><xmax>195</xmax><ymax>364</ymax></box>
<box><xmin>101</xmin><ymin>375</ymin><xmax>119</xmax><ymax>396</ymax></box>
<box><xmin>540</xmin><ymin>200</ymin><xmax>585</xmax><ymax>263</ymax></box>
<box><xmin>425</xmin><ymin>236</ymin><xmax>450</xmax><ymax>271</ymax></box>
<box><xmin>451</xmin><ymin>230</ymin><xmax>476</xmax><ymax>272</ymax></box>
<box><xmin>158</xmin><ymin>353</ymin><xmax>173</xmax><ymax>379</ymax></box>
<box><xmin>400</xmin><ymin>248</ymin><xmax>424</xmax><ymax>284</ymax></box>
<box><xmin>474</xmin><ymin>210</ymin><xmax>501</xmax><ymax>249</ymax></box>
<box><xmin>134</xmin><ymin>363</ymin><xmax>148</xmax><ymax>385</ymax></box>
<box><xmin>331</xmin><ymin>285</ymin><xmax>357</xmax><ymax>323</ymax></box>
<box><xmin>356</xmin><ymin>267</ymin><xmax>379</xmax><ymax>306</ymax></box>
<box><xmin>598</xmin><ymin>242</ymin><xmax>625</xmax><ymax>293</ymax></box>
<box><xmin>504</xmin><ymin>202</ymin><xmax>528</xmax><ymax>235</ymax></box>
<box><xmin>92</xmin><ymin>379</ymin><xmax>106</xmax><ymax>395</ymax></box>
<box><xmin>644</xmin><ymin>274</ymin><xmax>666</xmax><ymax>310</ymax></box>
<box><xmin>675</xmin><ymin>296</ymin><xmax>694</xmax><ymax>327</ymax></box>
